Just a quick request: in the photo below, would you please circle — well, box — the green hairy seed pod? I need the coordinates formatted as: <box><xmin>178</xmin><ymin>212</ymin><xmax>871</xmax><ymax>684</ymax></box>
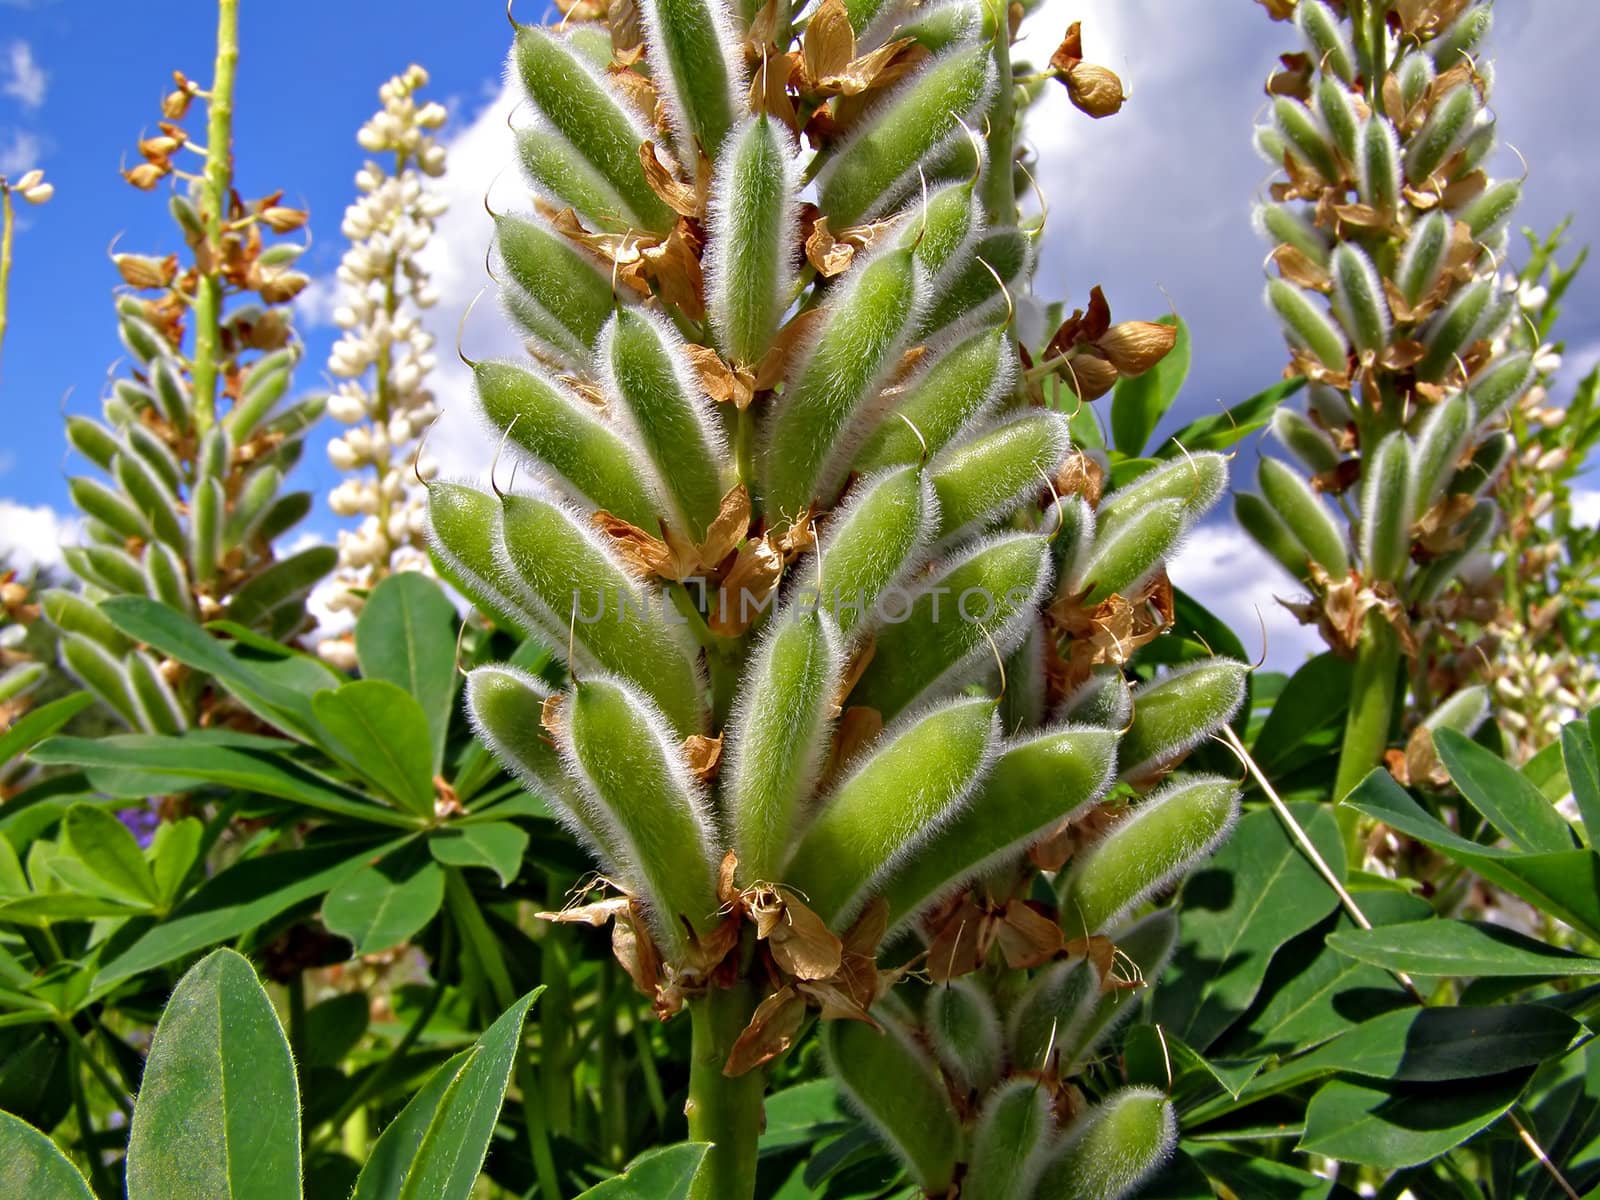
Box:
<box><xmin>823</xmin><ymin>1017</ymin><xmax>963</xmax><ymax>1194</ymax></box>
<box><xmin>558</xmin><ymin>675</ymin><xmax>720</xmax><ymax>955</ymax></box>
<box><xmin>112</xmin><ymin>454</ymin><xmax>183</xmax><ymax>548</ymax></box>
<box><xmin>41</xmin><ymin>589</ymin><xmax>130</xmax><ymax>651</ymax></box>
<box><xmin>640</xmin><ymin>0</ymin><xmax>743</xmax><ymax>158</ymax></box>
<box><xmin>61</xmin><ymin>634</ymin><xmax>140</xmax><ymax>725</ymax></box>
<box><xmin>1314</xmin><ymin>78</ymin><xmax>1360</xmax><ymax>164</ymax></box>
<box><xmin>850</xmin><ymin>533</ymin><xmax>1049</xmax><ymax>720</ymax></box>
<box><xmin>1236</xmin><ymin>491</ymin><xmax>1313</xmax><ymax>581</ymax></box>
<box><xmin>929</xmin><ymin>411</ymin><xmax>1069</xmax><ymax>542</ymax></box>
<box><xmin>1058</xmin><ymin>668</ymin><xmax>1133</xmax><ymax>729</ymax></box>
<box><xmin>119</xmin><ymin>315</ymin><xmax>166</xmax><ymax>367</ymax></box>
<box><xmin>1297</xmin><ymin>0</ymin><xmax>1355</xmax><ymax>83</ymax></box>
<box><xmin>227</xmin><ymin>357</ymin><xmax>292</xmax><ymax>440</ymax></box>
<box><xmin>1397</xmin><ymin>52</ymin><xmax>1435</xmax><ymax>111</ymax></box>
<box><xmin>149</xmin><ymin>358</ymin><xmax>191</xmax><ymax>431</ymax></box>
<box><xmin>190</xmin><ymin>476</ymin><xmax>225</xmax><ymax>587</ymax></box>
<box><xmin>1001</xmin><ymin>617</ymin><xmax>1048</xmax><ymax>733</ymax></box>
<box><xmin>853</xmin><ymin>330</ymin><xmax>1010</xmax><ymax>474</ymax></box>
<box><xmin>784</xmin><ymin>696</ymin><xmax>998</xmax><ymax>926</ymax></box>
<box><xmin>426</xmin><ymin>482</ymin><xmax>538</xmax><ymax>638</ymax></box>
<box><xmin>66</xmin><ymin>416</ymin><xmax>120</xmax><ymax>471</ymax></box>
<box><xmin>1450</xmin><ymin>431</ymin><xmax>1512</xmax><ymax>497</ymax></box>
<box><xmin>1425</xmin><ymin>683</ymin><xmax>1490</xmax><ymax>738</ymax></box>
<box><xmin>601</xmin><ymin>308</ymin><xmax>730</xmax><ymax>538</ymax></box>
<box><xmin>226</xmin><ymin>466</ymin><xmax>284</xmax><ymax>547</ymax></box>
<box><xmin>128</xmin><ymin>650</ymin><xmax>186</xmax><ymax>734</ymax></box>
<box><xmin>1257</xmin><ymin>203</ymin><xmax>1331</xmax><ymax>267</ymax></box>
<box><xmin>68</xmin><ymin>477</ymin><xmax>147</xmax><ymax>544</ymax></box>
<box><xmin>497</xmin><ymin>491</ymin><xmax>704</xmax><ymax>734</ymax></box>
<box><xmin>1397</xmin><ymin>210</ymin><xmax>1451</xmax><ymax>307</ymax></box>
<box><xmin>1430</xmin><ymin>5</ymin><xmax>1492</xmax><ymax>67</ymax></box>
<box><xmin>126</xmin><ymin>426</ymin><xmax>184</xmax><ymax>497</ymax></box>
<box><xmin>1272</xmin><ymin>97</ymin><xmax>1339</xmax><ymax>183</ymax></box>
<box><xmin>196</xmin><ymin>426</ymin><xmax>230</xmax><ymax>484</ymax></box>
<box><xmin>1118</xmin><ymin>661</ymin><xmax>1248</xmax><ymax>781</ymax></box>
<box><xmin>904</xmin><ymin>178</ymin><xmax>982</xmax><ymax>278</ymax></box>
<box><xmin>763</xmin><ymin>247</ymin><xmax>919</xmax><ymax>519</ymax></box>
<box><xmin>1061</xmin><ymin>776</ymin><xmax>1240</xmax><ymax>935</ymax></box>
<box><xmin>80</xmin><ymin>546</ymin><xmax>148</xmax><ymax>595</ymax></box>
<box><xmin>1468</xmin><ymin>352</ymin><xmax>1536</xmax><ymax>425</ymax></box>
<box><xmin>926</xmin><ymin>979</ymin><xmax>1003</xmax><ymax>1093</ymax></box>
<box><xmin>1035</xmin><ymin>1088</ymin><xmax>1177</xmax><ymax>1200</ymax></box>
<box><xmin>142</xmin><ymin>541</ymin><xmax>192</xmax><ymax>614</ymax></box>
<box><xmin>1417</xmin><ymin>279</ymin><xmax>1493</xmax><ymax>382</ymax></box>
<box><xmin>1078</xmin><ymin>498</ymin><xmax>1186</xmax><ymax>605</ymax></box>
<box><xmin>1330</xmin><ymin>243</ymin><xmax>1391</xmax><ymax>358</ymax></box>
<box><xmin>467</xmin><ymin>665</ymin><xmax>629</xmax><ymax>869</ymax></box>
<box><xmin>963</xmin><ymin>1079</ymin><xmax>1055</xmax><ymax>1200</ymax></box>
<box><xmin>1411</xmin><ymin>499</ymin><xmax>1495</xmax><ymax>603</ymax></box>
<box><xmin>1254</xmin><ymin>123</ymin><xmax>1288</xmax><ymax>165</ymax></box>
<box><xmin>1009</xmin><ymin>959</ymin><xmax>1098</xmax><ymax>1072</ymax></box>
<box><xmin>818</xmin><ymin>46</ymin><xmax>995</xmax><ymax>225</ymax></box>
<box><xmin>495</xmin><ymin>214</ymin><xmax>615</xmax><ymax>363</ymax></box>
<box><xmin>1405</xmin><ymin>83</ymin><xmax>1478</xmax><ymax>185</ymax></box>
<box><xmin>1258</xmin><ymin>456</ymin><xmax>1350</xmax><ymax>575</ymax></box>
<box><xmin>1460</xmin><ymin>119</ymin><xmax>1498</xmax><ymax>172</ymax></box>
<box><xmin>1360</xmin><ymin>433</ymin><xmax>1413</xmax><ymax>582</ymax></box>
<box><xmin>877</xmin><ymin>725</ymin><xmax>1118</xmax><ymax>928</ymax></box>
<box><xmin>1307</xmin><ymin>381</ymin><xmax>1356</xmax><ymax>428</ymax></box>
<box><xmin>562</xmin><ymin>24</ymin><xmax>614</xmax><ymax>69</ymax></box>
<box><xmin>1358</xmin><ymin>116</ymin><xmax>1402</xmax><ymax>212</ymax></box>
<box><xmin>1410</xmin><ymin>392</ymin><xmax>1471</xmax><ymax>518</ymax></box>
<box><xmin>1096</xmin><ymin>452</ymin><xmax>1229</xmax><ymax>538</ymax></box>
<box><xmin>874</xmin><ymin>0</ymin><xmax>981</xmax><ymax>53</ymax></box>
<box><xmin>513</xmin><ymin>28</ymin><xmax>675</xmax><ymax>233</ymax></box>
<box><xmin>1050</xmin><ymin>495</ymin><xmax>1095</xmax><ymax>594</ymax></box>
<box><xmin>516</xmin><ymin>127</ymin><xmax>647</xmax><ymax>234</ymax></box>
<box><xmin>725</xmin><ymin>613</ymin><xmax>842</xmax><ymax>882</ymax></box>
<box><xmin>708</xmin><ymin>115</ymin><xmax>799</xmax><ymax>366</ymax></box>
<box><xmin>474</xmin><ymin>360</ymin><xmax>663</xmax><ymax>529</ymax></box>
<box><xmin>1266</xmin><ymin>280</ymin><xmax>1348</xmax><ymax>374</ymax></box>
<box><xmin>1067</xmin><ymin>909</ymin><xmax>1180</xmax><ymax>1066</ymax></box>
<box><xmin>1271</xmin><ymin>407</ymin><xmax>1342</xmax><ymax>476</ymax></box>
<box><xmin>1460</xmin><ymin>179</ymin><xmax>1522</xmax><ymax>238</ymax></box>
<box><xmin>914</xmin><ymin>228</ymin><xmax>1029</xmax><ymax>341</ymax></box>
<box><xmin>806</xmin><ymin>465</ymin><xmax>934</xmax><ymax>635</ymax></box>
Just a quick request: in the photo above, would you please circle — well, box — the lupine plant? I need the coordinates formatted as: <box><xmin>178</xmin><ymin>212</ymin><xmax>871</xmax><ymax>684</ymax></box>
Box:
<box><xmin>0</xmin><ymin>166</ymin><xmax>54</xmax><ymax>372</ymax></box>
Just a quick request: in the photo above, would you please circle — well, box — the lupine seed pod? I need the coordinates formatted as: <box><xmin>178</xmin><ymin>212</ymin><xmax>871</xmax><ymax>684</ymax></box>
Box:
<box><xmin>1306</xmin><ymin>381</ymin><xmax>1356</xmax><ymax>429</ymax></box>
<box><xmin>127</xmin><ymin>651</ymin><xmax>186</xmax><ymax>735</ymax></box>
<box><xmin>1460</xmin><ymin>179</ymin><xmax>1522</xmax><ymax>238</ymax></box>
<box><xmin>119</xmin><ymin>315</ymin><xmax>166</xmax><ymax>367</ymax></box>
<box><xmin>1296</xmin><ymin>0</ymin><xmax>1355</xmax><ymax>84</ymax></box>
<box><xmin>877</xmin><ymin>725</ymin><xmax>1118</xmax><ymax>929</ymax></box>
<box><xmin>1271</xmin><ymin>408</ymin><xmax>1342</xmax><ymax>476</ymax></box>
<box><xmin>763</xmin><ymin>247</ymin><xmax>920</xmax><ymax>519</ymax></box>
<box><xmin>784</xmin><ymin>696</ymin><xmax>998</xmax><ymax>926</ymax></box>
<box><xmin>124</xmin><ymin>425</ymin><xmax>183</xmax><ymax>496</ymax></box>
<box><xmin>425</xmin><ymin>482</ymin><xmax>537</xmax><ymax>638</ymax></box>
<box><xmin>112</xmin><ymin>454</ymin><xmax>183</xmax><ymax>548</ymax></box>
<box><xmin>817</xmin><ymin>46</ymin><xmax>995</xmax><ymax>226</ymax></box>
<box><xmin>1425</xmin><ymin>683</ymin><xmax>1490</xmax><ymax>738</ymax></box>
<box><xmin>1468</xmin><ymin>352</ymin><xmax>1536</xmax><ymax>425</ymax></box>
<box><xmin>69</xmin><ymin>477</ymin><xmax>148</xmax><ymax>543</ymax></box>
<box><xmin>601</xmin><ymin>308</ymin><xmax>730</xmax><ymax>539</ymax></box>
<box><xmin>1460</xmin><ymin>119</ymin><xmax>1498</xmax><ymax>174</ymax></box>
<box><xmin>1001</xmin><ymin>618</ymin><xmax>1049</xmax><ymax>733</ymax></box>
<box><xmin>852</xmin><ymin>330</ymin><xmax>1011</xmax><ymax>474</ymax></box>
<box><xmin>142</xmin><ymin>541</ymin><xmax>192</xmax><ymax>614</ymax></box>
<box><xmin>1396</xmin><ymin>51</ymin><xmax>1435</xmax><ymax>111</ymax></box>
<box><xmin>65</xmin><ymin>416</ymin><xmax>119</xmax><ymax>470</ymax></box>
<box><xmin>1359</xmin><ymin>433</ymin><xmax>1413</xmax><ymax>583</ymax></box>
<box><xmin>707</xmin><ymin>115</ymin><xmax>799</xmax><ymax>366</ymax></box>
<box><xmin>1057</xmin><ymin>668</ymin><xmax>1133</xmax><ymax>730</ymax></box>
<box><xmin>913</xmin><ymin>228</ymin><xmax>1030</xmax><ymax>341</ymax></box>
<box><xmin>640</xmin><ymin>0</ymin><xmax>744</xmax><ymax>159</ymax></box>
<box><xmin>1266</xmin><ymin>280</ymin><xmax>1348</xmax><ymax>374</ymax></box>
<box><xmin>1060</xmin><ymin>775</ymin><xmax>1240</xmax><ymax>936</ymax></box>
<box><xmin>926</xmin><ymin>979</ymin><xmax>1003</xmax><ymax>1094</ymax></box>
<box><xmin>1449</xmin><ymin>432</ymin><xmax>1512</xmax><ymax>498</ymax></box>
<box><xmin>1062</xmin><ymin>909</ymin><xmax>1179</xmax><ymax>1068</ymax></box>
<box><xmin>1236</xmin><ymin>492</ymin><xmax>1313</xmax><ymax>581</ymax></box>
<box><xmin>928</xmin><ymin>411</ymin><xmax>1069</xmax><ymax>542</ymax></box>
<box><xmin>1034</xmin><ymin>1087</ymin><xmax>1177</xmax><ymax>1200</ymax></box>
<box><xmin>1330</xmin><ymin>243</ymin><xmax>1391</xmax><ymax>358</ymax></box>
<box><xmin>1253</xmin><ymin>124</ymin><xmax>1288</xmax><ymax>166</ymax></box>
<box><xmin>556</xmin><ymin>674</ymin><xmax>720</xmax><ymax>954</ymax></box>
<box><xmin>850</xmin><ymin>533</ymin><xmax>1049</xmax><ymax>720</ymax></box>
<box><xmin>963</xmin><ymin>1082</ymin><xmax>1055</xmax><ymax>1200</ymax></box>
<box><xmin>1118</xmin><ymin>662</ymin><xmax>1248</xmax><ymax>781</ymax></box>
<box><xmin>903</xmin><ymin>176</ymin><xmax>983</xmax><ymax>278</ymax></box>
<box><xmin>1258</xmin><ymin>457</ymin><xmax>1350</xmax><ymax>576</ymax></box>
<box><xmin>806</xmin><ymin>465</ymin><xmax>935</xmax><ymax>635</ymax></box>
<box><xmin>888</xmin><ymin>0</ymin><xmax>984</xmax><ymax>53</ymax></box>
<box><xmin>1410</xmin><ymin>392</ymin><xmax>1472</xmax><ymax>519</ymax></box>
<box><xmin>495</xmin><ymin>213</ymin><xmax>616</xmax><ymax>364</ymax></box>
<box><xmin>1404</xmin><ymin>82</ymin><xmax>1478</xmax><ymax>185</ymax></box>
<box><xmin>1397</xmin><ymin>210</ymin><xmax>1451</xmax><ymax>307</ymax></box>
<box><xmin>40</xmin><ymin>590</ymin><xmax>130</xmax><ymax>652</ymax></box>
<box><xmin>1314</xmin><ymin>78</ymin><xmax>1360</xmax><ymax>164</ymax></box>
<box><xmin>1358</xmin><ymin>116</ymin><xmax>1402</xmax><ymax>212</ymax></box>
<box><xmin>61</xmin><ymin>634</ymin><xmax>139</xmax><ymax>726</ymax></box>
<box><xmin>226</xmin><ymin>354</ymin><xmax>293</xmax><ymax>441</ymax></box>
<box><xmin>497</xmin><ymin>492</ymin><xmax>705</xmax><ymax>734</ymax></box>
<box><xmin>823</xmin><ymin>1017</ymin><xmax>963</xmax><ymax>1195</ymax></box>
<box><xmin>513</xmin><ymin>26</ymin><xmax>675</xmax><ymax>232</ymax></box>
<box><xmin>1272</xmin><ymin>97</ymin><xmax>1340</xmax><ymax>183</ymax></box>
<box><xmin>1095</xmin><ymin>452</ymin><xmax>1229</xmax><ymax>538</ymax></box>
<box><xmin>725</xmin><ymin>613</ymin><xmax>843</xmax><ymax>883</ymax></box>
<box><xmin>1430</xmin><ymin>5</ymin><xmax>1493</xmax><ymax>67</ymax></box>
<box><xmin>474</xmin><ymin>360</ymin><xmax>664</xmax><ymax>529</ymax></box>
<box><xmin>1416</xmin><ymin>278</ymin><xmax>1494</xmax><ymax>382</ymax></box>
<box><xmin>225</xmin><ymin>466</ymin><xmax>284</xmax><ymax>547</ymax></box>
<box><xmin>1411</xmin><ymin>499</ymin><xmax>1495</xmax><ymax>603</ymax></box>
<box><xmin>1257</xmin><ymin>203</ymin><xmax>1331</xmax><ymax>267</ymax></box>
<box><xmin>189</xmin><ymin>476</ymin><xmax>224</xmax><ymax>587</ymax></box>
<box><xmin>1008</xmin><ymin>959</ymin><xmax>1098</xmax><ymax>1071</ymax></box>
<box><xmin>1077</xmin><ymin>498</ymin><xmax>1186</xmax><ymax>605</ymax></box>
<box><xmin>1050</xmin><ymin>495</ymin><xmax>1095</xmax><ymax>596</ymax></box>
<box><xmin>516</xmin><ymin>127</ymin><xmax>646</xmax><ymax>233</ymax></box>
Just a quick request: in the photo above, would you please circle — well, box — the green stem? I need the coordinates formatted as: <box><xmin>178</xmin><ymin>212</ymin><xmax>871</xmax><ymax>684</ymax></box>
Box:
<box><xmin>979</xmin><ymin>0</ymin><xmax>1017</xmax><ymax>228</ymax></box>
<box><xmin>1333</xmin><ymin>610</ymin><xmax>1401</xmax><ymax>845</ymax></box>
<box><xmin>67</xmin><ymin>1043</ymin><xmax>116</xmax><ymax>1200</ymax></box>
<box><xmin>190</xmin><ymin>0</ymin><xmax>238</xmax><ymax>433</ymax></box>
<box><xmin>57</xmin><ymin>1019</ymin><xmax>132</xmax><ymax>1118</ymax></box>
<box><xmin>0</xmin><ymin>185</ymin><xmax>12</xmax><ymax>376</ymax></box>
<box><xmin>684</xmin><ymin>982</ymin><xmax>765</xmax><ymax>1200</ymax></box>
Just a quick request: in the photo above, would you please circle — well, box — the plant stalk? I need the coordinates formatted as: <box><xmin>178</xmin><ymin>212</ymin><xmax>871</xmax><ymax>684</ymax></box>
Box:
<box><xmin>684</xmin><ymin>981</ymin><xmax>765</xmax><ymax>1200</ymax></box>
<box><xmin>0</xmin><ymin>184</ymin><xmax>12</xmax><ymax>376</ymax></box>
<box><xmin>1333</xmin><ymin>609</ymin><xmax>1401</xmax><ymax>844</ymax></box>
<box><xmin>191</xmin><ymin>0</ymin><xmax>239</xmax><ymax>433</ymax></box>
<box><xmin>979</xmin><ymin>0</ymin><xmax>1017</xmax><ymax>228</ymax></box>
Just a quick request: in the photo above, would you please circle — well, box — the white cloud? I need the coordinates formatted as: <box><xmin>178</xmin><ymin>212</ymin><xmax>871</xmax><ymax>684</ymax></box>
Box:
<box><xmin>2</xmin><ymin>41</ymin><xmax>45</xmax><ymax>110</ymax></box>
<box><xmin>1169</xmin><ymin>521</ymin><xmax>1325</xmax><ymax>672</ymax></box>
<box><xmin>1571</xmin><ymin>488</ymin><xmax>1600</xmax><ymax>530</ymax></box>
<box><xmin>0</xmin><ymin>129</ymin><xmax>40</xmax><ymax>178</ymax></box>
<box><xmin>0</xmin><ymin>501</ymin><xmax>77</xmax><ymax>576</ymax></box>
<box><xmin>293</xmin><ymin>272</ymin><xmax>341</xmax><ymax>330</ymax></box>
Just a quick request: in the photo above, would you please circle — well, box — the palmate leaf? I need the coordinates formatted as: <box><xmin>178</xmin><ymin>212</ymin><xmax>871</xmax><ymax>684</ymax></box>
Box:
<box><xmin>355</xmin><ymin>572</ymin><xmax>461</xmax><ymax>777</ymax></box>
<box><xmin>322</xmin><ymin>842</ymin><xmax>445</xmax><ymax>956</ymax></box>
<box><xmin>1433</xmin><ymin>728</ymin><xmax>1575</xmax><ymax>853</ymax></box>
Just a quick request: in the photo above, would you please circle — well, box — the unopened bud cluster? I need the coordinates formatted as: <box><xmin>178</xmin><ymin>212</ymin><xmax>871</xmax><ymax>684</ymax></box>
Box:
<box><xmin>2</xmin><ymin>168</ymin><xmax>54</xmax><ymax>206</ymax></box>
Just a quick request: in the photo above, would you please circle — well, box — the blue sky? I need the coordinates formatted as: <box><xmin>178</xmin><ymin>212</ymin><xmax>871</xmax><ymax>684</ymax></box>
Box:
<box><xmin>3</xmin><ymin>0</ymin><xmax>1598</xmax><ymax>661</ymax></box>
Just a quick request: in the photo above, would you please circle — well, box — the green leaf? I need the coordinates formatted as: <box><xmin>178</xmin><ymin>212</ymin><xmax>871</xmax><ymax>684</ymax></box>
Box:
<box><xmin>302</xmin><ymin>992</ymin><xmax>371</xmax><ymax>1070</ymax></box>
<box><xmin>1249</xmin><ymin>653</ymin><xmax>1351</xmax><ymax>777</ymax></box>
<box><xmin>312</xmin><ymin>681</ymin><xmax>437</xmax><ymax>815</ymax></box>
<box><xmin>574</xmin><ymin>1143</ymin><xmax>713</xmax><ymax>1199</ymax></box>
<box><xmin>126</xmin><ymin>948</ymin><xmax>301</xmax><ymax>1200</ymax></box>
<box><xmin>1563</xmin><ymin>719</ymin><xmax>1600</xmax><ymax>841</ymax></box>
<box><xmin>1123</xmin><ymin>1025</ymin><xmax>1263</xmax><ymax>1107</ymax></box>
<box><xmin>0</xmin><ymin>693</ymin><xmax>96</xmax><ymax>767</ymax></box>
<box><xmin>1158</xmin><ymin>377</ymin><xmax>1304</xmax><ymax>457</ymax></box>
<box><xmin>427</xmin><ymin>822</ymin><xmax>528</xmax><ymax>887</ymax></box>
<box><xmin>1185</xmin><ymin>1144</ymin><xmax>1348</xmax><ymax>1199</ymax></box>
<box><xmin>60</xmin><ymin>802</ymin><xmax>158</xmax><ymax>906</ymax></box>
<box><xmin>352</xmin><ymin>987</ymin><xmax>541</xmax><ymax>1200</ymax></box>
<box><xmin>760</xmin><ymin>1080</ymin><xmax>850</xmax><ymax>1153</ymax></box>
<box><xmin>1297</xmin><ymin>1067</ymin><xmax>1534</xmax><ymax>1169</ymax></box>
<box><xmin>1327</xmin><ymin>918</ymin><xmax>1600</xmax><ymax>979</ymax></box>
<box><xmin>148</xmin><ymin>816</ymin><xmax>204</xmax><ymax>908</ymax></box>
<box><xmin>323</xmin><ymin>844</ymin><xmax>445</xmax><ymax>955</ymax></box>
<box><xmin>0</xmin><ymin>892</ymin><xmax>149</xmax><ymax>925</ymax></box>
<box><xmin>0</xmin><ymin>1108</ymin><xmax>96</xmax><ymax>1198</ymax></box>
<box><xmin>228</xmin><ymin>545</ymin><xmax>339</xmax><ymax>635</ymax></box>
<box><xmin>357</xmin><ymin>573</ymin><xmax>460</xmax><ymax>777</ymax></box>
<box><xmin>1111</xmin><ymin>315</ymin><xmax>1189</xmax><ymax>457</ymax></box>
<box><xmin>1434</xmin><ymin>728</ymin><xmax>1574</xmax><ymax>853</ymax></box>
<box><xmin>1152</xmin><ymin>804</ymin><xmax>1345</xmax><ymax>1050</ymax></box>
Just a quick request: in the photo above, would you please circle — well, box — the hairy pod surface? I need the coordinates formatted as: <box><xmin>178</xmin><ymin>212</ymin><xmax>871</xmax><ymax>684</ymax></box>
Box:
<box><xmin>707</xmin><ymin>115</ymin><xmax>799</xmax><ymax>366</ymax></box>
<box><xmin>913</xmin><ymin>229</ymin><xmax>1030</xmax><ymax>342</ymax></box>
<box><xmin>1412</xmin><ymin>499</ymin><xmax>1496</xmax><ymax>603</ymax></box>
<box><xmin>725</xmin><ymin>613</ymin><xmax>842</xmax><ymax>883</ymax></box>
<box><xmin>1450</xmin><ymin>432</ymin><xmax>1512</xmax><ymax>498</ymax></box>
<box><xmin>1060</xmin><ymin>775</ymin><xmax>1240</xmax><ymax>936</ymax></box>
<box><xmin>1272</xmin><ymin>97</ymin><xmax>1339</xmax><ymax>183</ymax></box>
<box><xmin>962</xmin><ymin>1080</ymin><xmax>1055</xmax><ymax>1200</ymax></box>
<box><xmin>1035</xmin><ymin>1087</ymin><xmax>1177</xmax><ymax>1200</ymax></box>
<box><xmin>62</xmin><ymin>634</ymin><xmax>139</xmax><ymax>726</ymax></box>
<box><xmin>904</xmin><ymin>178</ymin><xmax>982</xmax><ymax>278</ymax></box>
<box><xmin>1330</xmin><ymin>244</ymin><xmax>1391</xmax><ymax>358</ymax></box>
<box><xmin>784</xmin><ymin>696</ymin><xmax>998</xmax><ymax>926</ymax></box>
<box><xmin>1461</xmin><ymin>179</ymin><xmax>1521</xmax><ymax>238</ymax></box>
<box><xmin>1314</xmin><ymin>78</ymin><xmax>1359</xmax><ymax>164</ymax></box>
<box><xmin>1431</xmin><ymin>5</ymin><xmax>1493</xmax><ymax>67</ymax></box>
<box><xmin>1078</xmin><ymin>498</ymin><xmax>1186</xmax><ymax>605</ymax></box>
<box><xmin>1358</xmin><ymin>117</ymin><xmax>1402</xmax><ymax>213</ymax></box>
<box><xmin>1258</xmin><ymin>203</ymin><xmax>1331</xmax><ymax>267</ymax></box>
<box><xmin>1266</xmin><ymin>280</ymin><xmax>1348</xmax><ymax>374</ymax></box>
<box><xmin>1468</xmin><ymin>352</ymin><xmax>1536</xmax><ymax>425</ymax></box>
<box><xmin>1236</xmin><ymin>491</ymin><xmax>1312</xmax><ymax>581</ymax></box>
<box><xmin>127</xmin><ymin>651</ymin><xmax>186</xmax><ymax>734</ymax></box>
<box><xmin>1397</xmin><ymin>51</ymin><xmax>1435</xmax><ymax>110</ymax></box>
<box><xmin>852</xmin><ymin>330</ymin><xmax>1011</xmax><ymax>474</ymax></box>
<box><xmin>850</xmin><ymin>533</ymin><xmax>1050</xmax><ymax>720</ymax></box>
<box><xmin>1119</xmin><ymin>661</ymin><xmax>1248</xmax><ymax>782</ymax></box>
<box><xmin>1297</xmin><ymin>0</ymin><xmax>1355</xmax><ymax>82</ymax></box>
<box><xmin>1271</xmin><ymin>408</ymin><xmax>1342</xmax><ymax>476</ymax></box>
<box><xmin>926</xmin><ymin>979</ymin><xmax>1003</xmax><ymax>1094</ymax></box>
<box><xmin>1258</xmin><ymin>456</ymin><xmax>1349</xmax><ymax>576</ymax></box>
<box><xmin>640</xmin><ymin>0</ymin><xmax>743</xmax><ymax>159</ymax></box>
<box><xmin>1410</xmin><ymin>392</ymin><xmax>1471</xmax><ymax>518</ymax></box>
<box><xmin>805</xmin><ymin>465</ymin><xmax>935</xmax><ymax>635</ymax></box>
<box><xmin>1405</xmin><ymin>83</ymin><xmax>1477</xmax><ymax>185</ymax></box>
<box><xmin>1058</xmin><ymin>668</ymin><xmax>1134</xmax><ymax>730</ymax></box>
<box><xmin>426</xmin><ymin>482</ymin><xmax>538</xmax><ymax>638</ymax></box>
<box><xmin>1397</xmin><ymin>211</ymin><xmax>1451</xmax><ymax>308</ymax></box>
<box><xmin>1096</xmin><ymin>453</ymin><xmax>1229</xmax><ymax>539</ymax></box>
<box><xmin>1359</xmin><ymin>433</ymin><xmax>1413</xmax><ymax>583</ymax></box>
<box><xmin>495</xmin><ymin>214</ymin><xmax>616</xmax><ymax>364</ymax></box>
<box><xmin>1064</xmin><ymin>909</ymin><xmax>1180</xmax><ymax>1068</ymax></box>
<box><xmin>1009</xmin><ymin>958</ymin><xmax>1098</xmax><ymax>1073</ymax></box>
<box><xmin>1425</xmin><ymin>683</ymin><xmax>1490</xmax><ymax>738</ymax></box>
<box><xmin>516</xmin><ymin>127</ymin><xmax>646</xmax><ymax>234</ymax></box>
<box><xmin>929</xmin><ymin>411</ymin><xmax>1069</xmax><ymax>542</ymax></box>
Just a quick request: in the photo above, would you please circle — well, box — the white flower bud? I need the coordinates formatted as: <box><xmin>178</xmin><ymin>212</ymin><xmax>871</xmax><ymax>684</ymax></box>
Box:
<box><xmin>327</xmin><ymin>437</ymin><xmax>360</xmax><ymax>471</ymax></box>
